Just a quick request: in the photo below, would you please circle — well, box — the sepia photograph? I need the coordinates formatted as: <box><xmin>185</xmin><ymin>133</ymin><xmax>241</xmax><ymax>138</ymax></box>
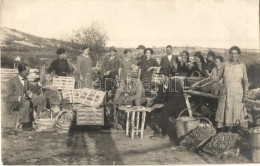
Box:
<box><xmin>0</xmin><ymin>0</ymin><xmax>260</xmax><ymax>165</ymax></box>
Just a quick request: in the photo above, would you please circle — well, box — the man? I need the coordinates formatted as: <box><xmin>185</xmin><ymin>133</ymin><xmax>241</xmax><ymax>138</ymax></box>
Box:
<box><xmin>101</xmin><ymin>46</ymin><xmax>120</xmax><ymax>92</ymax></box>
<box><xmin>150</xmin><ymin>69</ymin><xmax>186</xmax><ymax>140</ymax></box>
<box><xmin>160</xmin><ymin>45</ymin><xmax>178</xmax><ymax>76</ymax></box>
<box><xmin>136</xmin><ymin>45</ymin><xmax>146</xmax><ymax>79</ymax></box>
<box><xmin>47</xmin><ymin>48</ymin><xmax>71</xmax><ymax>76</ymax></box>
<box><xmin>6</xmin><ymin>63</ymin><xmax>47</xmax><ymax>131</ymax></box>
<box><xmin>114</xmin><ymin>74</ymin><xmax>146</xmax><ymax>106</ymax></box>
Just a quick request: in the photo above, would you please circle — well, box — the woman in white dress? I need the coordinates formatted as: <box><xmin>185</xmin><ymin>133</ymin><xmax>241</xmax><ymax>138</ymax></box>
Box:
<box><xmin>215</xmin><ymin>46</ymin><xmax>249</xmax><ymax>131</ymax></box>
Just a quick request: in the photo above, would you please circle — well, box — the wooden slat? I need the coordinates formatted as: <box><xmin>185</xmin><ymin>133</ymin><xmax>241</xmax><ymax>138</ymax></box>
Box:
<box><xmin>184</xmin><ymin>90</ymin><xmax>219</xmax><ymax>99</ymax></box>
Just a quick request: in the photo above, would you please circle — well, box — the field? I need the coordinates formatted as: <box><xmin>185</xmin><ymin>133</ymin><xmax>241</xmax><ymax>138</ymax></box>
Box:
<box><xmin>1</xmin><ymin>27</ymin><xmax>259</xmax><ymax>164</ymax></box>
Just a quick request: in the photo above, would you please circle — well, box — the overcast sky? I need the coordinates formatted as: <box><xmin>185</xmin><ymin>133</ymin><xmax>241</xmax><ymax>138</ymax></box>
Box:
<box><xmin>1</xmin><ymin>0</ymin><xmax>259</xmax><ymax>49</ymax></box>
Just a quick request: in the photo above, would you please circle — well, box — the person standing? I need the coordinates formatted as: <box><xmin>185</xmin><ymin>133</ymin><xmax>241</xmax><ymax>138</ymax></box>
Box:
<box><xmin>160</xmin><ymin>45</ymin><xmax>178</xmax><ymax>76</ymax></box>
<box><xmin>177</xmin><ymin>50</ymin><xmax>192</xmax><ymax>76</ymax></box>
<box><xmin>47</xmin><ymin>48</ymin><xmax>71</xmax><ymax>76</ymax></box>
<box><xmin>6</xmin><ymin>63</ymin><xmax>47</xmax><ymax>131</ymax></box>
<box><xmin>118</xmin><ymin>49</ymin><xmax>136</xmax><ymax>81</ymax></box>
<box><xmin>140</xmin><ymin>48</ymin><xmax>160</xmax><ymax>95</ymax></box>
<box><xmin>189</xmin><ymin>51</ymin><xmax>206</xmax><ymax>77</ymax></box>
<box><xmin>75</xmin><ymin>46</ymin><xmax>93</xmax><ymax>88</ymax></box>
<box><xmin>101</xmin><ymin>46</ymin><xmax>120</xmax><ymax>92</ymax></box>
<box><xmin>204</xmin><ymin>51</ymin><xmax>217</xmax><ymax>77</ymax></box>
<box><xmin>136</xmin><ymin>45</ymin><xmax>147</xmax><ymax>79</ymax></box>
<box><xmin>215</xmin><ymin>46</ymin><xmax>249</xmax><ymax>132</ymax></box>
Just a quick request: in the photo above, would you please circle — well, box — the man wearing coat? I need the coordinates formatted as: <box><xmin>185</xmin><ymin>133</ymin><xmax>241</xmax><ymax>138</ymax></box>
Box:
<box><xmin>101</xmin><ymin>46</ymin><xmax>120</xmax><ymax>92</ymax></box>
<box><xmin>160</xmin><ymin>45</ymin><xmax>178</xmax><ymax>76</ymax></box>
<box><xmin>6</xmin><ymin>63</ymin><xmax>47</xmax><ymax>131</ymax></box>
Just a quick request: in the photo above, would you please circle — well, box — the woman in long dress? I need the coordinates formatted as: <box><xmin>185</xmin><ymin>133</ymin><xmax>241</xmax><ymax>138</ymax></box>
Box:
<box><xmin>118</xmin><ymin>49</ymin><xmax>136</xmax><ymax>80</ymax></box>
<box><xmin>215</xmin><ymin>46</ymin><xmax>249</xmax><ymax>131</ymax></box>
<box><xmin>75</xmin><ymin>46</ymin><xmax>92</xmax><ymax>88</ymax></box>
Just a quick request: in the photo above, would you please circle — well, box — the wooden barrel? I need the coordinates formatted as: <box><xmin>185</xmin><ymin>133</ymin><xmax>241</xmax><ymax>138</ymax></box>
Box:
<box><xmin>249</xmin><ymin>127</ymin><xmax>260</xmax><ymax>163</ymax></box>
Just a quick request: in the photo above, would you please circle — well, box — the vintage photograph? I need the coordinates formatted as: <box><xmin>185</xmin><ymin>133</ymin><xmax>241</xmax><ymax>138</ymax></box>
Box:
<box><xmin>0</xmin><ymin>0</ymin><xmax>260</xmax><ymax>165</ymax></box>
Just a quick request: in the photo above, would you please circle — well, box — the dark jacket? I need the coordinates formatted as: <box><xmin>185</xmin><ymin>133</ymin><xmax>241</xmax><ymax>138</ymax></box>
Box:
<box><xmin>47</xmin><ymin>59</ymin><xmax>71</xmax><ymax>76</ymax></box>
<box><xmin>160</xmin><ymin>55</ymin><xmax>178</xmax><ymax>76</ymax></box>
<box><xmin>101</xmin><ymin>55</ymin><xmax>120</xmax><ymax>78</ymax></box>
<box><xmin>6</xmin><ymin>75</ymin><xmax>41</xmax><ymax>111</ymax></box>
<box><xmin>136</xmin><ymin>54</ymin><xmax>147</xmax><ymax>67</ymax></box>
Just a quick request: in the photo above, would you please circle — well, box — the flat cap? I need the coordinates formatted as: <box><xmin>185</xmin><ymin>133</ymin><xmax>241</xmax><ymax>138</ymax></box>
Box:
<box><xmin>56</xmin><ymin>48</ymin><xmax>65</xmax><ymax>55</ymax></box>
<box><xmin>109</xmin><ymin>46</ymin><xmax>117</xmax><ymax>52</ymax></box>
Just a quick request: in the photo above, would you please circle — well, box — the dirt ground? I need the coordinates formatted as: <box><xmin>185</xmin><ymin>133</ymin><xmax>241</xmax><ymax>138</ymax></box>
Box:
<box><xmin>1</xmin><ymin>82</ymin><xmax>253</xmax><ymax>165</ymax></box>
<box><xmin>1</xmin><ymin>105</ymin><xmax>253</xmax><ymax>165</ymax></box>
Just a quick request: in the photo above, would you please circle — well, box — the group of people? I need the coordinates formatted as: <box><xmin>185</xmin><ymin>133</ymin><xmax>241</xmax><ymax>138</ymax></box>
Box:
<box><xmin>6</xmin><ymin>44</ymin><xmax>249</xmax><ymax>135</ymax></box>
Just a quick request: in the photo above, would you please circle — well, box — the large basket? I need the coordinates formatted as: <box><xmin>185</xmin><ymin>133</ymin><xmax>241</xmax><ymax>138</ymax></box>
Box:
<box><xmin>55</xmin><ymin>109</ymin><xmax>74</xmax><ymax>133</ymax></box>
<box><xmin>191</xmin><ymin>77</ymin><xmax>213</xmax><ymax>93</ymax></box>
<box><xmin>249</xmin><ymin>127</ymin><xmax>260</xmax><ymax>163</ymax></box>
<box><xmin>203</xmin><ymin>132</ymin><xmax>239</xmax><ymax>157</ymax></box>
<box><xmin>34</xmin><ymin>109</ymin><xmax>55</xmax><ymax>131</ymax></box>
<box><xmin>180</xmin><ymin>117</ymin><xmax>216</xmax><ymax>150</ymax></box>
<box><xmin>176</xmin><ymin>108</ymin><xmax>200</xmax><ymax>140</ymax></box>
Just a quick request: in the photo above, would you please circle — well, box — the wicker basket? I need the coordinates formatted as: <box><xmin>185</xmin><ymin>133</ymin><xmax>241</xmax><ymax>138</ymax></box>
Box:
<box><xmin>191</xmin><ymin>77</ymin><xmax>213</xmax><ymax>92</ymax></box>
<box><xmin>180</xmin><ymin>117</ymin><xmax>216</xmax><ymax>150</ymax></box>
<box><xmin>176</xmin><ymin>108</ymin><xmax>200</xmax><ymax>140</ymax></box>
<box><xmin>55</xmin><ymin>109</ymin><xmax>74</xmax><ymax>133</ymax></box>
<box><xmin>34</xmin><ymin>108</ymin><xmax>55</xmax><ymax>131</ymax></box>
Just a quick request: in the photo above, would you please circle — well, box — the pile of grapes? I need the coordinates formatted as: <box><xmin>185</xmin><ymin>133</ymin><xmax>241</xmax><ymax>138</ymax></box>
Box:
<box><xmin>203</xmin><ymin>132</ymin><xmax>239</xmax><ymax>155</ymax></box>
<box><xmin>180</xmin><ymin>126</ymin><xmax>216</xmax><ymax>149</ymax></box>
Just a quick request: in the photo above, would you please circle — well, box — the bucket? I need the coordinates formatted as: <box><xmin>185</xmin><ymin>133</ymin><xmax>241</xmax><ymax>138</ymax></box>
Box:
<box><xmin>175</xmin><ymin>108</ymin><xmax>200</xmax><ymax>140</ymax></box>
<box><xmin>249</xmin><ymin>127</ymin><xmax>260</xmax><ymax>163</ymax></box>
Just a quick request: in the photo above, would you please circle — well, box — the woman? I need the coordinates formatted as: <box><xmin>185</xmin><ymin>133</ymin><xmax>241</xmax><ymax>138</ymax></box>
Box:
<box><xmin>204</xmin><ymin>51</ymin><xmax>217</xmax><ymax>77</ymax></box>
<box><xmin>215</xmin><ymin>46</ymin><xmax>249</xmax><ymax>131</ymax></box>
<box><xmin>211</xmin><ymin>55</ymin><xmax>224</xmax><ymax>95</ymax></box>
<box><xmin>177</xmin><ymin>50</ymin><xmax>192</xmax><ymax>76</ymax></box>
<box><xmin>215</xmin><ymin>55</ymin><xmax>224</xmax><ymax>76</ymax></box>
<box><xmin>189</xmin><ymin>51</ymin><xmax>206</xmax><ymax>77</ymax></box>
<box><xmin>140</xmin><ymin>48</ymin><xmax>160</xmax><ymax>94</ymax></box>
<box><xmin>76</xmin><ymin>46</ymin><xmax>92</xmax><ymax>88</ymax></box>
<box><xmin>118</xmin><ymin>49</ymin><xmax>136</xmax><ymax>80</ymax></box>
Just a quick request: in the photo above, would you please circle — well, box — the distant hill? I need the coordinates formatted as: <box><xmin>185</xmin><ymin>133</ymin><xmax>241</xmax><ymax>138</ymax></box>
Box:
<box><xmin>0</xmin><ymin>27</ymin><xmax>82</xmax><ymax>68</ymax></box>
<box><xmin>1</xmin><ymin>27</ymin><xmax>259</xmax><ymax>67</ymax></box>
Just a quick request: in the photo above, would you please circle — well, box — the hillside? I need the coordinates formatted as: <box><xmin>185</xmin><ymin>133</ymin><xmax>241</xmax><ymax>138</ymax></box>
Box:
<box><xmin>1</xmin><ymin>27</ymin><xmax>260</xmax><ymax>87</ymax></box>
<box><xmin>0</xmin><ymin>27</ymin><xmax>82</xmax><ymax>68</ymax></box>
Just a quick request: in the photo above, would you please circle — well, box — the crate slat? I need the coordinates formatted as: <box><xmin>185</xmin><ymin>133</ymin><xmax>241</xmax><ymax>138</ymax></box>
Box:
<box><xmin>76</xmin><ymin>106</ymin><xmax>104</xmax><ymax>125</ymax></box>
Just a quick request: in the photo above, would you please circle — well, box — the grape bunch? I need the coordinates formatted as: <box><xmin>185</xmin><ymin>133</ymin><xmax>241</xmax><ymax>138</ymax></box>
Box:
<box><xmin>203</xmin><ymin>132</ymin><xmax>239</xmax><ymax>155</ymax></box>
<box><xmin>181</xmin><ymin>126</ymin><xmax>215</xmax><ymax>149</ymax></box>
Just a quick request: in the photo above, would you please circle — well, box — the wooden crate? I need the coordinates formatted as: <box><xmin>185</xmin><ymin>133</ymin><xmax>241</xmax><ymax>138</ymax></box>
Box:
<box><xmin>191</xmin><ymin>77</ymin><xmax>213</xmax><ymax>92</ymax></box>
<box><xmin>72</xmin><ymin>89</ymin><xmax>82</xmax><ymax>103</ymax></box>
<box><xmin>52</xmin><ymin>76</ymin><xmax>75</xmax><ymax>89</ymax></box>
<box><xmin>61</xmin><ymin>89</ymin><xmax>82</xmax><ymax>103</ymax></box>
<box><xmin>76</xmin><ymin>105</ymin><xmax>104</xmax><ymax>125</ymax></box>
<box><xmin>61</xmin><ymin>89</ymin><xmax>73</xmax><ymax>103</ymax></box>
<box><xmin>78</xmin><ymin>88</ymin><xmax>105</xmax><ymax>107</ymax></box>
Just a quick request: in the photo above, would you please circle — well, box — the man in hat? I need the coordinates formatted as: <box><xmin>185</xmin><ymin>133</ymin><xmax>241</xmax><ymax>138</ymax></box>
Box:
<box><xmin>136</xmin><ymin>45</ymin><xmax>146</xmax><ymax>79</ymax></box>
<box><xmin>101</xmin><ymin>46</ymin><xmax>120</xmax><ymax>92</ymax></box>
<box><xmin>47</xmin><ymin>48</ymin><xmax>71</xmax><ymax>76</ymax></box>
<box><xmin>6</xmin><ymin>63</ymin><xmax>47</xmax><ymax>131</ymax></box>
<box><xmin>160</xmin><ymin>45</ymin><xmax>178</xmax><ymax>76</ymax></box>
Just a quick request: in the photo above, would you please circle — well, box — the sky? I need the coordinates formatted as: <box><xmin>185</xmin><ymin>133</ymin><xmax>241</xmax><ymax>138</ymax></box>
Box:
<box><xmin>1</xmin><ymin>0</ymin><xmax>259</xmax><ymax>49</ymax></box>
